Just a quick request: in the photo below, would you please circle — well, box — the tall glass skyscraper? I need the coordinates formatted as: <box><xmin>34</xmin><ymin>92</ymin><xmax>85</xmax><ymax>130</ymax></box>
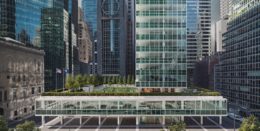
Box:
<box><xmin>97</xmin><ymin>0</ymin><xmax>127</xmax><ymax>76</ymax></box>
<box><xmin>136</xmin><ymin>0</ymin><xmax>187</xmax><ymax>91</ymax></box>
<box><xmin>186</xmin><ymin>0</ymin><xmax>211</xmax><ymax>85</ymax></box>
<box><xmin>82</xmin><ymin>0</ymin><xmax>97</xmax><ymax>36</ymax></box>
<box><xmin>0</xmin><ymin>0</ymin><xmax>68</xmax><ymax>90</ymax></box>
<box><xmin>0</xmin><ymin>0</ymin><xmax>64</xmax><ymax>47</ymax></box>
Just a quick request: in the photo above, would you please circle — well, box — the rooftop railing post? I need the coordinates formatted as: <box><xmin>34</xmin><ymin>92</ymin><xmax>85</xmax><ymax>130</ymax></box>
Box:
<box><xmin>41</xmin><ymin>116</ymin><xmax>45</xmax><ymax>127</ymax></box>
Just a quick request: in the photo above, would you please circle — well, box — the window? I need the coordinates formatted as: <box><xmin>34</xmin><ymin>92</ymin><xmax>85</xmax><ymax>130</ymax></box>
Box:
<box><xmin>0</xmin><ymin>91</ymin><xmax>2</xmax><ymax>102</ymax></box>
<box><xmin>24</xmin><ymin>108</ymin><xmax>27</xmax><ymax>113</ymax></box>
<box><xmin>6</xmin><ymin>76</ymin><xmax>10</xmax><ymax>79</ymax></box>
<box><xmin>32</xmin><ymin>88</ymin><xmax>35</xmax><ymax>95</ymax></box>
<box><xmin>38</xmin><ymin>87</ymin><xmax>41</xmax><ymax>94</ymax></box>
<box><xmin>32</xmin><ymin>106</ymin><xmax>35</xmax><ymax>111</ymax></box>
<box><xmin>14</xmin><ymin>111</ymin><xmax>17</xmax><ymax>116</ymax></box>
<box><xmin>13</xmin><ymin>89</ymin><xmax>17</xmax><ymax>99</ymax></box>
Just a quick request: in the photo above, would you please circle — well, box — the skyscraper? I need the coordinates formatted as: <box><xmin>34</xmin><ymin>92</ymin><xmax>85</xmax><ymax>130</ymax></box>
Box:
<box><xmin>82</xmin><ymin>0</ymin><xmax>98</xmax><ymax>74</ymax></box>
<box><xmin>0</xmin><ymin>0</ymin><xmax>65</xmax><ymax>46</ymax></box>
<box><xmin>220</xmin><ymin>0</ymin><xmax>231</xmax><ymax>19</ymax></box>
<box><xmin>187</xmin><ymin>0</ymin><xmax>212</xmax><ymax>85</ymax></box>
<box><xmin>215</xmin><ymin>0</ymin><xmax>260</xmax><ymax>116</ymax></box>
<box><xmin>97</xmin><ymin>0</ymin><xmax>127</xmax><ymax>76</ymax></box>
<box><xmin>0</xmin><ymin>0</ymin><xmax>67</xmax><ymax>91</ymax></box>
<box><xmin>41</xmin><ymin>8</ymin><xmax>69</xmax><ymax>90</ymax></box>
<box><xmin>136</xmin><ymin>0</ymin><xmax>187</xmax><ymax>92</ymax></box>
<box><xmin>126</xmin><ymin>0</ymin><xmax>136</xmax><ymax>76</ymax></box>
<box><xmin>78</xmin><ymin>8</ymin><xmax>92</xmax><ymax>66</ymax></box>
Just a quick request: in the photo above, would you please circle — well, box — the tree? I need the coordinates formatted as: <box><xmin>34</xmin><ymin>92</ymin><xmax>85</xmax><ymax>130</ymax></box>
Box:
<box><xmin>0</xmin><ymin>116</ymin><xmax>8</xmax><ymax>131</ymax></box>
<box><xmin>111</xmin><ymin>76</ymin><xmax>116</xmax><ymax>84</ymax></box>
<box><xmin>103</xmin><ymin>76</ymin><xmax>108</xmax><ymax>84</ymax></box>
<box><xmin>168</xmin><ymin>121</ymin><xmax>186</xmax><ymax>131</ymax></box>
<box><xmin>16</xmin><ymin>121</ymin><xmax>40</xmax><ymax>131</ymax></box>
<box><xmin>76</xmin><ymin>74</ymin><xmax>85</xmax><ymax>90</ymax></box>
<box><xmin>239</xmin><ymin>115</ymin><xmax>260</xmax><ymax>131</ymax></box>
<box><xmin>123</xmin><ymin>76</ymin><xmax>127</xmax><ymax>85</ymax></box>
<box><xmin>65</xmin><ymin>75</ymin><xmax>74</xmax><ymax>91</ymax></box>
<box><xmin>127</xmin><ymin>75</ymin><xmax>131</xmax><ymax>84</ymax></box>
<box><xmin>130</xmin><ymin>75</ymin><xmax>135</xmax><ymax>84</ymax></box>
<box><xmin>83</xmin><ymin>75</ymin><xmax>89</xmax><ymax>85</ymax></box>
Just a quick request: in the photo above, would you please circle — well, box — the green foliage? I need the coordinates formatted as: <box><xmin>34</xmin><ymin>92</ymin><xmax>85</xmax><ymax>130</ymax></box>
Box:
<box><xmin>127</xmin><ymin>75</ymin><xmax>131</xmax><ymax>84</ymax></box>
<box><xmin>76</xmin><ymin>75</ymin><xmax>85</xmax><ymax>88</ymax></box>
<box><xmin>65</xmin><ymin>75</ymin><xmax>79</xmax><ymax>91</ymax></box>
<box><xmin>168</xmin><ymin>121</ymin><xmax>186</xmax><ymax>131</ymax></box>
<box><xmin>42</xmin><ymin>92</ymin><xmax>139</xmax><ymax>96</ymax></box>
<box><xmin>0</xmin><ymin>116</ymin><xmax>8</xmax><ymax>131</ymax></box>
<box><xmin>239</xmin><ymin>115</ymin><xmax>260</xmax><ymax>131</ymax></box>
<box><xmin>16</xmin><ymin>121</ymin><xmax>40</xmax><ymax>131</ymax></box>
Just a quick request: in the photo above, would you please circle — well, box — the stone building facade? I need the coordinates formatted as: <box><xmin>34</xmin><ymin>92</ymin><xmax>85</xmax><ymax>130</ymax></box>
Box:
<box><xmin>0</xmin><ymin>38</ymin><xmax>44</xmax><ymax>121</ymax></box>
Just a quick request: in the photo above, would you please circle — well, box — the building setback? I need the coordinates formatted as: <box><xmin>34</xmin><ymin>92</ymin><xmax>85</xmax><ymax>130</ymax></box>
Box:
<box><xmin>136</xmin><ymin>0</ymin><xmax>187</xmax><ymax>91</ymax></box>
<box><xmin>215</xmin><ymin>1</ymin><xmax>260</xmax><ymax>117</ymax></box>
<box><xmin>97</xmin><ymin>0</ymin><xmax>127</xmax><ymax>76</ymax></box>
<box><xmin>0</xmin><ymin>38</ymin><xmax>44</xmax><ymax>120</ymax></box>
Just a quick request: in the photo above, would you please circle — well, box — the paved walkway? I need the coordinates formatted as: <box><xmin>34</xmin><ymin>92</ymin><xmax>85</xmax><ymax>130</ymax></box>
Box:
<box><xmin>40</xmin><ymin>116</ymin><xmax>240</xmax><ymax>131</ymax></box>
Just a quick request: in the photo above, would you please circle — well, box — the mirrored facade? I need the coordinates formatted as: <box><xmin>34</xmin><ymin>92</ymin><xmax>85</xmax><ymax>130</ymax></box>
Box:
<box><xmin>136</xmin><ymin>0</ymin><xmax>187</xmax><ymax>89</ymax></box>
<box><xmin>0</xmin><ymin>0</ymin><xmax>64</xmax><ymax>47</ymax></box>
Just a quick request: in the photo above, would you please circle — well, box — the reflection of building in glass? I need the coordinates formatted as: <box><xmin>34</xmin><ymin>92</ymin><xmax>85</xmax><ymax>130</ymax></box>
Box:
<box><xmin>82</xmin><ymin>0</ymin><xmax>98</xmax><ymax>75</ymax></box>
<box><xmin>136</xmin><ymin>0</ymin><xmax>187</xmax><ymax>91</ymax></box>
<box><xmin>0</xmin><ymin>0</ymin><xmax>64</xmax><ymax>46</ymax></box>
<box><xmin>215</xmin><ymin>1</ymin><xmax>260</xmax><ymax>117</ymax></box>
<box><xmin>78</xmin><ymin>8</ymin><xmax>92</xmax><ymax>64</ymax></box>
<box><xmin>41</xmin><ymin>8</ymin><xmax>69</xmax><ymax>91</ymax></box>
<box><xmin>97</xmin><ymin>0</ymin><xmax>127</xmax><ymax>76</ymax></box>
<box><xmin>186</xmin><ymin>0</ymin><xmax>212</xmax><ymax>86</ymax></box>
<box><xmin>36</xmin><ymin>96</ymin><xmax>227</xmax><ymax>126</ymax></box>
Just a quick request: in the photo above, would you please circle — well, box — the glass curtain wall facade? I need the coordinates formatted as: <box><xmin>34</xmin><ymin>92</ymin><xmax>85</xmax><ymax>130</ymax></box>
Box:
<box><xmin>136</xmin><ymin>0</ymin><xmax>187</xmax><ymax>89</ymax></box>
<box><xmin>186</xmin><ymin>0</ymin><xmax>211</xmax><ymax>85</ymax></box>
<box><xmin>41</xmin><ymin>8</ymin><xmax>68</xmax><ymax>90</ymax></box>
<box><xmin>97</xmin><ymin>0</ymin><xmax>127</xmax><ymax>76</ymax></box>
<box><xmin>82</xmin><ymin>0</ymin><xmax>98</xmax><ymax>74</ymax></box>
<box><xmin>215</xmin><ymin>2</ymin><xmax>260</xmax><ymax>116</ymax></box>
<box><xmin>0</xmin><ymin>0</ymin><xmax>64</xmax><ymax>47</ymax></box>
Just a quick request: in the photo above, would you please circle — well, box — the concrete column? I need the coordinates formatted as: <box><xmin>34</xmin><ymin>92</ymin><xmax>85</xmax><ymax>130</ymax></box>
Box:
<box><xmin>98</xmin><ymin>116</ymin><xmax>101</xmax><ymax>125</ymax></box>
<box><xmin>181</xmin><ymin>116</ymin><xmax>184</xmax><ymax>121</ymax></box>
<box><xmin>41</xmin><ymin>116</ymin><xmax>45</xmax><ymax>126</ymax></box>
<box><xmin>200</xmin><ymin>116</ymin><xmax>203</xmax><ymax>125</ymax></box>
<box><xmin>181</xmin><ymin>101</ymin><xmax>184</xmax><ymax>109</ymax></box>
<box><xmin>136</xmin><ymin>116</ymin><xmax>139</xmax><ymax>125</ymax></box>
<box><xmin>162</xmin><ymin>116</ymin><xmax>165</xmax><ymax>125</ymax></box>
<box><xmin>117</xmin><ymin>116</ymin><xmax>120</xmax><ymax>125</ymax></box>
<box><xmin>219</xmin><ymin>116</ymin><xmax>222</xmax><ymax>125</ymax></box>
<box><xmin>80</xmin><ymin>117</ymin><xmax>82</xmax><ymax>125</ymax></box>
<box><xmin>60</xmin><ymin>116</ymin><xmax>64</xmax><ymax>125</ymax></box>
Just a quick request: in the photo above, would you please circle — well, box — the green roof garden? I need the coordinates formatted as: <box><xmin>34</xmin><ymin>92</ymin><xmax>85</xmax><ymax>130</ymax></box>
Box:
<box><xmin>42</xmin><ymin>87</ymin><xmax>221</xmax><ymax>96</ymax></box>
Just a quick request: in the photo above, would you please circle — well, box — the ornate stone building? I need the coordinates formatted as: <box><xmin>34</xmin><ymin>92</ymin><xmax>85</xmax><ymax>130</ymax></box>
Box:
<box><xmin>0</xmin><ymin>37</ymin><xmax>44</xmax><ymax>121</ymax></box>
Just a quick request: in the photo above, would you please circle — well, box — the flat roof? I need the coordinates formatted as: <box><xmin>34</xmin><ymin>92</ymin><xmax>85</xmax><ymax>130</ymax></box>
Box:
<box><xmin>36</xmin><ymin>96</ymin><xmax>226</xmax><ymax>101</ymax></box>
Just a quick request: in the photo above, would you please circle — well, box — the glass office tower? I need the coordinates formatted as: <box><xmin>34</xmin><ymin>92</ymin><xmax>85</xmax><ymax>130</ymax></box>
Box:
<box><xmin>136</xmin><ymin>0</ymin><xmax>187</xmax><ymax>91</ymax></box>
<box><xmin>215</xmin><ymin>1</ymin><xmax>260</xmax><ymax>117</ymax></box>
<box><xmin>97</xmin><ymin>0</ymin><xmax>127</xmax><ymax>76</ymax></box>
<box><xmin>0</xmin><ymin>0</ymin><xmax>64</xmax><ymax>47</ymax></box>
